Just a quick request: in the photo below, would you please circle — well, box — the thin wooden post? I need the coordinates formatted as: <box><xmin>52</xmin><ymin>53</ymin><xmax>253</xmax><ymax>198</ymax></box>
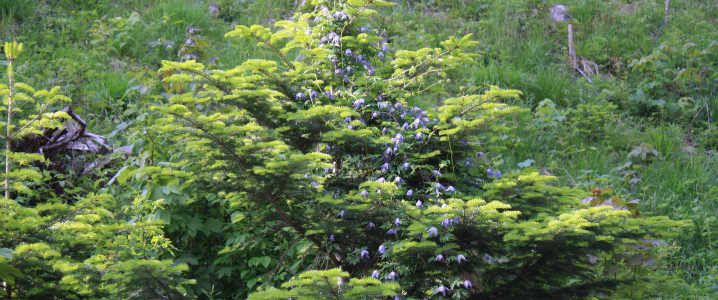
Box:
<box><xmin>568</xmin><ymin>24</ymin><xmax>576</xmax><ymax>69</ymax></box>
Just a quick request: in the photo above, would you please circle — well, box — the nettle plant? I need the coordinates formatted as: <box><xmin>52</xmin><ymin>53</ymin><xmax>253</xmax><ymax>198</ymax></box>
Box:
<box><xmin>155</xmin><ymin>0</ymin><xmax>686</xmax><ymax>299</ymax></box>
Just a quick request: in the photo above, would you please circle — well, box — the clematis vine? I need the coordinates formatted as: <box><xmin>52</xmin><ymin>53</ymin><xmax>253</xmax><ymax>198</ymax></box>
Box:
<box><xmin>464</xmin><ymin>280</ymin><xmax>473</xmax><ymax>289</ymax></box>
<box><xmin>435</xmin><ymin>285</ymin><xmax>449</xmax><ymax>296</ymax></box>
<box><xmin>457</xmin><ymin>254</ymin><xmax>466</xmax><ymax>264</ymax></box>
<box><xmin>378</xmin><ymin>245</ymin><xmax>386</xmax><ymax>254</ymax></box>
<box><xmin>360</xmin><ymin>250</ymin><xmax>369</xmax><ymax>259</ymax></box>
<box><xmin>441</xmin><ymin>218</ymin><xmax>452</xmax><ymax>229</ymax></box>
<box><xmin>371</xmin><ymin>270</ymin><xmax>379</xmax><ymax>279</ymax></box>
<box><xmin>427</xmin><ymin>227</ymin><xmax>438</xmax><ymax>237</ymax></box>
<box><xmin>386</xmin><ymin>271</ymin><xmax>398</xmax><ymax>281</ymax></box>
<box><xmin>353</xmin><ymin>98</ymin><xmax>365</xmax><ymax>108</ymax></box>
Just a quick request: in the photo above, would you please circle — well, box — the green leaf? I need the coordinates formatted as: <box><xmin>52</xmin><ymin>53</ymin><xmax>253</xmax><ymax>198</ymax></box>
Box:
<box><xmin>204</xmin><ymin>218</ymin><xmax>223</xmax><ymax>234</ymax></box>
<box><xmin>0</xmin><ymin>248</ymin><xmax>13</xmax><ymax>259</ymax></box>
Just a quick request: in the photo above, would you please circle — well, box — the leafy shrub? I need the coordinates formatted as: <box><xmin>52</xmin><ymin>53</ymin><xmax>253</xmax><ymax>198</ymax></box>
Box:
<box><xmin>1</xmin><ymin>42</ymin><xmax>194</xmax><ymax>299</ymax></box>
<box><xmin>152</xmin><ymin>1</ymin><xmax>689</xmax><ymax>299</ymax></box>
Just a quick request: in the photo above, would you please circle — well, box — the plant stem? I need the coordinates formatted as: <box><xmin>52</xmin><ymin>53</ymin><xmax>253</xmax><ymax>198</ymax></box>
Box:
<box><xmin>5</xmin><ymin>58</ymin><xmax>13</xmax><ymax>202</ymax></box>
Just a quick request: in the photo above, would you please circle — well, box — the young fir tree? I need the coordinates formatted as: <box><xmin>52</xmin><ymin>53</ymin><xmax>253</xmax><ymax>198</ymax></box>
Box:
<box><xmin>154</xmin><ymin>0</ymin><xmax>688</xmax><ymax>299</ymax></box>
<box><xmin>0</xmin><ymin>42</ymin><xmax>194</xmax><ymax>299</ymax></box>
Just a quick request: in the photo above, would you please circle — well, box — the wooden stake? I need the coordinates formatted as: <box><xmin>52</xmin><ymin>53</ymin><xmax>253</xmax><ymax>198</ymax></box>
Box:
<box><xmin>568</xmin><ymin>24</ymin><xmax>576</xmax><ymax>69</ymax></box>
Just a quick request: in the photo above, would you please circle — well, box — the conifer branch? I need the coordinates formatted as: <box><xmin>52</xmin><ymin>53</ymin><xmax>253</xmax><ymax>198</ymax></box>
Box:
<box><xmin>13</xmin><ymin>198</ymin><xmax>100</xmax><ymax>245</ymax></box>
<box><xmin>166</xmin><ymin>112</ymin><xmax>252</xmax><ymax>172</ymax></box>
<box><xmin>181</xmin><ymin>69</ymin><xmax>278</xmax><ymax>129</ymax></box>
<box><xmin>251</xmin><ymin>35</ymin><xmax>295</xmax><ymax>71</ymax></box>
<box><xmin>456</xmin><ymin>96</ymin><xmax>499</xmax><ymax>118</ymax></box>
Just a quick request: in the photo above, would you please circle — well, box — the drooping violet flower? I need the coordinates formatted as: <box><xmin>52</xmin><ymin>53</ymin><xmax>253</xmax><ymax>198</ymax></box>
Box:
<box><xmin>457</xmin><ymin>254</ymin><xmax>466</xmax><ymax>264</ymax></box>
<box><xmin>394</xmin><ymin>102</ymin><xmax>403</xmax><ymax>109</ymax></box>
<box><xmin>484</xmin><ymin>254</ymin><xmax>492</xmax><ymax>260</ymax></box>
<box><xmin>385</xmin><ymin>147</ymin><xmax>393</xmax><ymax>155</ymax></box>
<box><xmin>403</xmin><ymin>162</ymin><xmax>411</xmax><ymax>170</ymax></box>
<box><xmin>353</xmin><ymin>98</ymin><xmax>365</xmax><ymax>108</ymax></box>
<box><xmin>465</xmin><ymin>157</ymin><xmax>474</xmax><ymax>166</ymax></box>
<box><xmin>361</xmin><ymin>249</ymin><xmax>369</xmax><ymax>259</ymax></box>
<box><xmin>381</xmin><ymin>163</ymin><xmax>390</xmax><ymax>172</ymax></box>
<box><xmin>464</xmin><ymin>280</ymin><xmax>473</xmax><ymax>289</ymax></box>
<box><xmin>445</xmin><ymin>186</ymin><xmax>455</xmax><ymax>192</ymax></box>
<box><xmin>414</xmin><ymin>132</ymin><xmax>423</xmax><ymax>140</ymax></box>
<box><xmin>367</xmin><ymin>222</ymin><xmax>375</xmax><ymax>229</ymax></box>
<box><xmin>371</xmin><ymin>270</ymin><xmax>379</xmax><ymax>279</ymax></box>
<box><xmin>407</xmin><ymin>189</ymin><xmax>413</xmax><ymax>196</ymax></box>
<box><xmin>427</xmin><ymin>227</ymin><xmax>438</xmax><ymax>237</ymax></box>
<box><xmin>346</xmin><ymin>125</ymin><xmax>353</xmax><ymax>130</ymax></box>
<box><xmin>360</xmin><ymin>27</ymin><xmax>369</xmax><ymax>33</ymax></box>
<box><xmin>402</xmin><ymin>123</ymin><xmax>410</xmax><ymax>130</ymax></box>
<box><xmin>378</xmin><ymin>52</ymin><xmax>385</xmax><ymax>60</ymax></box>
<box><xmin>378</xmin><ymin>245</ymin><xmax>386</xmax><ymax>254</ymax></box>
<box><xmin>339</xmin><ymin>210</ymin><xmax>345</xmax><ymax>218</ymax></box>
<box><xmin>476</xmin><ymin>151</ymin><xmax>484</xmax><ymax>158</ymax></box>
<box><xmin>311</xmin><ymin>182</ymin><xmax>319</xmax><ymax>188</ymax></box>
<box><xmin>345</xmin><ymin>49</ymin><xmax>352</xmax><ymax>56</ymax></box>
<box><xmin>394</xmin><ymin>218</ymin><xmax>402</xmax><ymax>226</ymax></box>
<box><xmin>387</xmin><ymin>228</ymin><xmax>396</xmax><ymax>235</ymax></box>
<box><xmin>381</xmin><ymin>44</ymin><xmax>390</xmax><ymax>52</ymax></box>
<box><xmin>416</xmin><ymin>200</ymin><xmax>423</xmax><ymax>207</ymax></box>
<box><xmin>435</xmin><ymin>285</ymin><xmax>448</xmax><ymax>296</ymax></box>
<box><xmin>436</xmin><ymin>183</ymin><xmax>446</xmax><ymax>190</ymax></box>
<box><xmin>436</xmin><ymin>254</ymin><xmax>444</xmax><ymax>261</ymax></box>
<box><xmin>360</xmin><ymin>190</ymin><xmax>369</xmax><ymax>198</ymax></box>
<box><xmin>394</xmin><ymin>176</ymin><xmax>403</xmax><ymax>184</ymax></box>
<box><xmin>376</xmin><ymin>189</ymin><xmax>381</xmax><ymax>194</ymax></box>
<box><xmin>487</xmin><ymin>169</ymin><xmax>494</xmax><ymax>177</ymax></box>
<box><xmin>395</xmin><ymin>133</ymin><xmax>404</xmax><ymax>142</ymax></box>
<box><xmin>330</xmin><ymin>235</ymin><xmax>335</xmax><ymax>241</ymax></box>
<box><xmin>296</xmin><ymin>92</ymin><xmax>305</xmax><ymax>99</ymax></box>
<box><xmin>442</xmin><ymin>218</ymin><xmax>452</xmax><ymax>229</ymax></box>
<box><xmin>496</xmin><ymin>171</ymin><xmax>502</xmax><ymax>179</ymax></box>
<box><xmin>376</xmin><ymin>177</ymin><xmax>386</xmax><ymax>183</ymax></box>
<box><xmin>386</xmin><ymin>271</ymin><xmax>398</xmax><ymax>281</ymax></box>
<box><xmin>433</xmin><ymin>170</ymin><xmax>442</xmax><ymax>177</ymax></box>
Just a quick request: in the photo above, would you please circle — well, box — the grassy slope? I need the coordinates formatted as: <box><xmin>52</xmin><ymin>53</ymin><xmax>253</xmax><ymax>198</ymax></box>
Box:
<box><xmin>2</xmin><ymin>0</ymin><xmax>717</xmax><ymax>298</ymax></box>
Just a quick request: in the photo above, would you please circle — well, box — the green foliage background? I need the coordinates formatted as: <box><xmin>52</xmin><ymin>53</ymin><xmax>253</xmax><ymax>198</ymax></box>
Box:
<box><xmin>0</xmin><ymin>0</ymin><xmax>717</xmax><ymax>299</ymax></box>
